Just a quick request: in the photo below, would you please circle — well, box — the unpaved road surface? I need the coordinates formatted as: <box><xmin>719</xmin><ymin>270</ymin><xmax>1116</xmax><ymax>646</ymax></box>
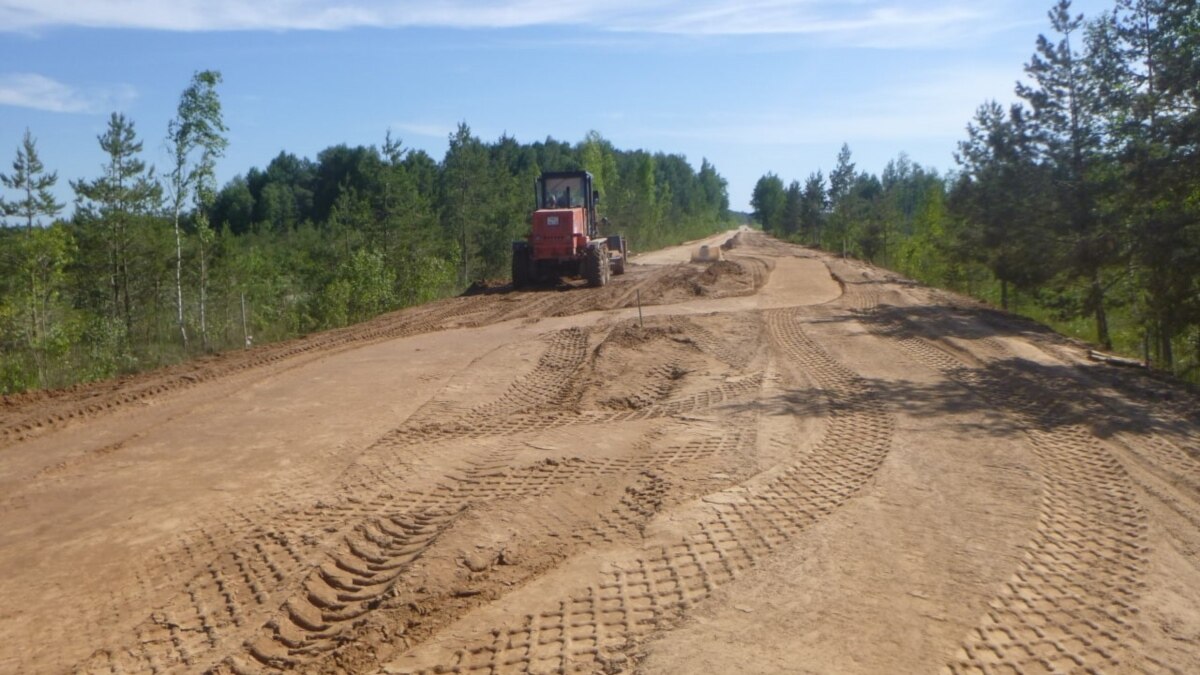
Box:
<box><xmin>3</xmin><ymin>230</ymin><xmax>1199</xmax><ymax>674</ymax></box>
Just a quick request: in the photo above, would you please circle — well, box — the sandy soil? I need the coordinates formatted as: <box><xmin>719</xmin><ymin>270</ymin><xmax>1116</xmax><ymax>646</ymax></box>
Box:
<box><xmin>1</xmin><ymin>230</ymin><xmax>1198</xmax><ymax>674</ymax></box>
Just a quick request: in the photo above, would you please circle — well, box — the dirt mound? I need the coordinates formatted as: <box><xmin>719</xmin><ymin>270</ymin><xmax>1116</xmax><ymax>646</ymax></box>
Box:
<box><xmin>579</xmin><ymin>320</ymin><xmax>707</xmax><ymax>411</ymax></box>
<box><xmin>698</xmin><ymin>259</ymin><xmax>745</xmax><ymax>284</ymax></box>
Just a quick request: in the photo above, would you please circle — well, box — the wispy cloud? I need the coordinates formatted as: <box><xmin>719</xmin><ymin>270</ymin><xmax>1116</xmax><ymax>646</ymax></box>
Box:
<box><xmin>0</xmin><ymin>1</ymin><xmax>635</xmax><ymax>32</ymax></box>
<box><xmin>0</xmin><ymin>1</ymin><xmax>1009</xmax><ymax>47</ymax></box>
<box><xmin>0</xmin><ymin>73</ymin><xmax>136</xmax><ymax>113</ymax></box>
<box><xmin>623</xmin><ymin>1</ymin><xmax>989</xmax><ymax>47</ymax></box>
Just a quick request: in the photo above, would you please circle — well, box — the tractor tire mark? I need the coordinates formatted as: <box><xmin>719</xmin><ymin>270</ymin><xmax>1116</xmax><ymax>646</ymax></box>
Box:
<box><xmin>869</xmin><ymin>327</ymin><xmax>1148</xmax><ymax>673</ymax></box>
<box><xmin>663</xmin><ymin>314</ymin><xmax>762</xmax><ymax>371</ymax></box>
<box><xmin>402</xmin><ymin>328</ymin><xmax>589</xmax><ymax>430</ymax></box>
<box><xmin>228</xmin><ymin>507</ymin><xmax>462</xmax><ymax>673</ymax></box>
<box><xmin>210</xmin><ymin>420</ymin><xmax>752</xmax><ymax>673</ymax></box>
<box><xmin>78</xmin><ymin>409</ymin><xmax>758</xmax><ymax>675</ymax></box>
<box><xmin>604</xmin><ymin>264</ymin><xmax>685</xmax><ymax>311</ymax></box>
<box><xmin>395</xmin><ymin>308</ymin><xmax>894</xmax><ymax>673</ymax></box>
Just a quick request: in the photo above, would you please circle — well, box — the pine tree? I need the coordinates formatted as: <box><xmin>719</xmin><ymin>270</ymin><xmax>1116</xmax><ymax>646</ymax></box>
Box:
<box><xmin>953</xmin><ymin>101</ymin><xmax>1057</xmax><ymax>310</ymax></box>
<box><xmin>441</xmin><ymin>123</ymin><xmax>491</xmax><ymax>285</ymax></box>
<box><xmin>1019</xmin><ymin>0</ymin><xmax>1118</xmax><ymax>347</ymax></box>
<box><xmin>1</xmin><ymin>129</ymin><xmax>63</xmax><ymax>233</ymax></box>
<box><xmin>799</xmin><ymin>171</ymin><xmax>826</xmax><ymax>246</ymax></box>
<box><xmin>1103</xmin><ymin>0</ymin><xmax>1199</xmax><ymax>367</ymax></box>
<box><xmin>827</xmin><ymin>143</ymin><xmax>856</xmax><ymax>255</ymax></box>
<box><xmin>72</xmin><ymin>113</ymin><xmax>162</xmax><ymax>332</ymax></box>
<box><xmin>0</xmin><ymin>130</ymin><xmax>71</xmax><ymax>387</ymax></box>
<box><xmin>781</xmin><ymin>180</ymin><xmax>802</xmax><ymax>238</ymax></box>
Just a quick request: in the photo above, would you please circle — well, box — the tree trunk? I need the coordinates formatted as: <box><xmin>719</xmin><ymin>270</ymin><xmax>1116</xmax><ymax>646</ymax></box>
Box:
<box><xmin>199</xmin><ymin>238</ymin><xmax>208</xmax><ymax>351</ymax></box>
<box><xmin>108</xmin><ymin>230</ymin><xmax>120</xmax><ymax>324</ymax></box>
<box><xmin>1091</xmin><ymin>271</ymin><xmax>1111</xmax><ymax>350</ymax></box>
<box><xmin>120</xmin><ymin>245</ymin><xmax>133</xmax><ymax>334</ymax></box>
<box><xmin>173</xmin><ymin>207</ymin><xmax>188</xmax><ymax>349</ymax></box>
<box><xmin>1159</xmin><ymin>320</ymin><xmax>1174</xmax><ymax>370</ymax></box>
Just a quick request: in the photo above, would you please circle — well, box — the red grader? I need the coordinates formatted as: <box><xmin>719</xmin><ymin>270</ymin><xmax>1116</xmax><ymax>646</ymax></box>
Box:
<box><xmin>512</xmin><ymin>171</ymin><xmax>627</xmax><ymax>288</ymax></box>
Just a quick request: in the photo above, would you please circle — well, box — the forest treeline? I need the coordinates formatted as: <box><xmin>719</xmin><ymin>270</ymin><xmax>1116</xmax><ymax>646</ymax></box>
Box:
<box><xmin>752</xmin><ymin>0</ymin><xmax>1199</xmax><ymax>380</ymax></box>
<box><xmin>0</xmin><ymin>73</ymin><xmax>731</xmax><ymax>394</ymax></box>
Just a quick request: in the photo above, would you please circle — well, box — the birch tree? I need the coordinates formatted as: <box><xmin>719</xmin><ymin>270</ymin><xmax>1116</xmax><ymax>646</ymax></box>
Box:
<box><xmin>166</xmin><ymin>70</ymin><xmax>227</xmax><ymax>349</ymax></box>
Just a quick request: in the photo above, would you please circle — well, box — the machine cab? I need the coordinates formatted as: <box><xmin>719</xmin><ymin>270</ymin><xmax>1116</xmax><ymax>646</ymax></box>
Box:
<box><xmin>534</xmin><ymin>171</ymin><xmax>599</xmax><ymax>241</ymax></box>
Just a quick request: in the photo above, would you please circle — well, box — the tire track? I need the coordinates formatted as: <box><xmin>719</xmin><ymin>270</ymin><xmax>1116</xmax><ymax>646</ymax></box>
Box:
<box><xmin>215</xmin><ymin>421</ymin><xmax>753</xmax><ymax>673</ymax></box>
<box><xmin>230</xmin><ymin>506</ymin><xmax>464</xmax><ymax>673</ymax></box>
<box><xmin>604</xmin><ymin>264</ymin><xmax>685</xmax><ymax>311</ymax></box>
<box><xmin>392</xmin><ymin>308</ymin><xmax>894</xmax><ymax>673</ymax></box>
<box><xmin>664</xmin><ymin>314</ymin><xmax>762</xmax><ymax>371</ymax></box>
<box><xmin>863</xmin><ymin>321</ymin><xmax>1148</xmax><ymax>672</ymax></box>
<box><xmin>72</xmin><ymin>317</ymin><xmax>767</xmax><ymax>674</ymax></box>
<box><xmin>403</xmin><ymin>328</ymin><xmax>590</xmax><ymax>429</ymax></box>
<box><xmin>71</xmin><ymin>326</ymin><xmax>595</xmax><ymax>674</ymax></box>
<box><xmin>73</xmin><ymin>328</ymin><xmax>594</xmax><ymax>669</ymax></box>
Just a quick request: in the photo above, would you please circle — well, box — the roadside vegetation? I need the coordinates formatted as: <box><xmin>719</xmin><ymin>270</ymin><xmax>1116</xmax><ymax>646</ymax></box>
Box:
<box><xmin>0</xmin><ymin>76</ymin><xmax>731</xmax><ymax>394</ymax></box>
<box><xmin>753</xmin><ymin>0</ymin><xmax>1200</xmax><ymax>380</ymax></box>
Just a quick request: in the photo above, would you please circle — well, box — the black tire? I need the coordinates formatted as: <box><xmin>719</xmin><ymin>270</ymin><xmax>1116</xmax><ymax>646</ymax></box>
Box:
<box><xmin>584</xmin><ymin>244</ymin><xmax>607</xmax><ymax>287</ymax></box>
<box><xmin>611</xmin><ymin>236</ymin><xmax>627</xmax><ymax>275</ymax></box>
<box><xmin>512</xmin><ymin>243</ymin><xmax>531</xmax><ymax>289</ymax></box>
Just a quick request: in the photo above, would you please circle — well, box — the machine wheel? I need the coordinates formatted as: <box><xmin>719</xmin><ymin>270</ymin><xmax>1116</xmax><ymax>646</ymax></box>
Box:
<box><xmin>584</xmin><ymin>244</ymin><xmax>608</xmax><ymax>287</ymax></box>
<box><xmin>512</xmin><ymin>243</ymin><xmax>531</xmax><ymax>288</ymax></box>
<box><xmin>611</xmin><ymin>236</ymin><xmax>627</xmax><ymax>275</ymax></box>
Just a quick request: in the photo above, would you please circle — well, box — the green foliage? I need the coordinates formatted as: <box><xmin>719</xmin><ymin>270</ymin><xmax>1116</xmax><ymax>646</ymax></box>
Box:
<box><xmin>798</xmin><ymin>172</ymin><xmax>826</xmax><ymax>246</ymax></box>
<box><xmin>750</xmin><ymin>173</ymin><xmax>785</xmax><ymax>233</ymax></box>
<box><xmin>0</xmin><ymin>129</ymin><xmax>64</xmax><ymax>230</ymax></box>
<box><xmin>344</xmin><ymin>249</ymin><xmax>396</xmax><ymax>323</ymax></box>
<box><xmin>751</xmin><ymin>0</ymin><xmax>1200</xmax><ymax>380</ymax></box>
<box><xmin>0</xmin><ymin>112</ymin><xmax>731</xmax><ymax>393</ymax></box>
<box><xmin>71</xmin><ymin>314</ymin><xmax>134</xmax><ymax>383</ymax></box>
<box><xmin>167</xmin><ymin>69</ymin><xmax>228</xmax><ymax>349</ymax></box>
<box><xmin>71</xmin><ymin>112</ymin><xmax>162</xmax><ymax>332</ymax></box>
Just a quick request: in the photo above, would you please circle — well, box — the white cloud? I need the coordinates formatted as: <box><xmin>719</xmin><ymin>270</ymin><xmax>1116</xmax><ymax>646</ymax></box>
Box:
<box><xmin>0</xmin><ymin>0</ymin><xmax>633</xmax><ymax>32</ymax></box>
<box><xmin>0</xmin><ymin>0</ymin><xmax>1009</xmax><ymax>46</ymax></box>
<box><xmin>0</xmin><ymin>73</ymin><xmax>135</xmax><ymax>113</ymax></box>
<box><xmin>627</xmin><ymin>1</ymin><xmax>988</xmax><ymax>46</ymax></box>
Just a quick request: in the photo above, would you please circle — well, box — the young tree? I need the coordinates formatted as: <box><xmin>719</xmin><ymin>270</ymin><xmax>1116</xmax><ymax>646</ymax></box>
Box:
<box><xmin>441</xmin><ymin>123</ymin><xmax>491</xmax><ymax>286</ymax></box>
<box><xmin>750</xmin><ymin>173</ymin><xmax>785</xmax><ymax>232</ymax></box>
<box><xmin>0</xmin><ymin>130</ymin><xmax>70</xmax><ymax>387</ymax></box>
<box><xmin>781</xmin><ymin>180</ymin><xmax>803</xmax><ymax>238</ymax></box>
<box><xmin>799</xmin><ymin>171</ymin><xmax>826</xmax><ymax>245</ymax></box>
<box><xmin>827</xmin><ymin>143</ymin><xmax>856</xmax><ymax>254</ymax></box>
<box><xmin>697</xmin><ymin>158</ymin><xmax>729</xmax><ymax>220</ymax></box>
<box><xmin>579</xmin><ymin>131</ymin><xmax>619</xmax><ymax>201</ymax></box>
<box><xmin>1</xmin><ymin>129</ymin><xmax>63</xmax><ymax>232</ymax></box>
<box><xmin>71</xmin><ymin>113</ymin><xmax>162</xmax><ymax>332</ymax></box>
<box><xmin>849</xmin><ymin>172</ymin><xmax>886</xmax><ymax>262</ymax></box>
<box><xmin>166</xmin><ymin>70</ymin><xmax>228</xmax><ymax>349</ymax></box>
<box><xmin>614</xmin><ymin>152</ymin><xmax>663</xmax><ymax>248</ymax></box>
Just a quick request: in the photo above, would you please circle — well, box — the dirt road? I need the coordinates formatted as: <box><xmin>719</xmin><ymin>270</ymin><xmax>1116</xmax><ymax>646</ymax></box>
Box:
<box><xmin>2</xmin><ymin>231</ymin><xmax>1198</xmax><ymax>674</ymax></box>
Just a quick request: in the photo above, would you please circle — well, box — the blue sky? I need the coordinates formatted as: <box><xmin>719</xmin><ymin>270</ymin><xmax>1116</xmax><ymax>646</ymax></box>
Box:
<box><xmin>1</xmin><ymin>0</ymin><xmax>1114</xmax><ymax>213</ymax></box>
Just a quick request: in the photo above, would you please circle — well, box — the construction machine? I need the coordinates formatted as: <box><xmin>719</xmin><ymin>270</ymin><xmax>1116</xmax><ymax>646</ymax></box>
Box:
<box><xmin>512</xmin><ymin>171</ymin><xmax>627</xmax><ymax>288</ymax></box>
